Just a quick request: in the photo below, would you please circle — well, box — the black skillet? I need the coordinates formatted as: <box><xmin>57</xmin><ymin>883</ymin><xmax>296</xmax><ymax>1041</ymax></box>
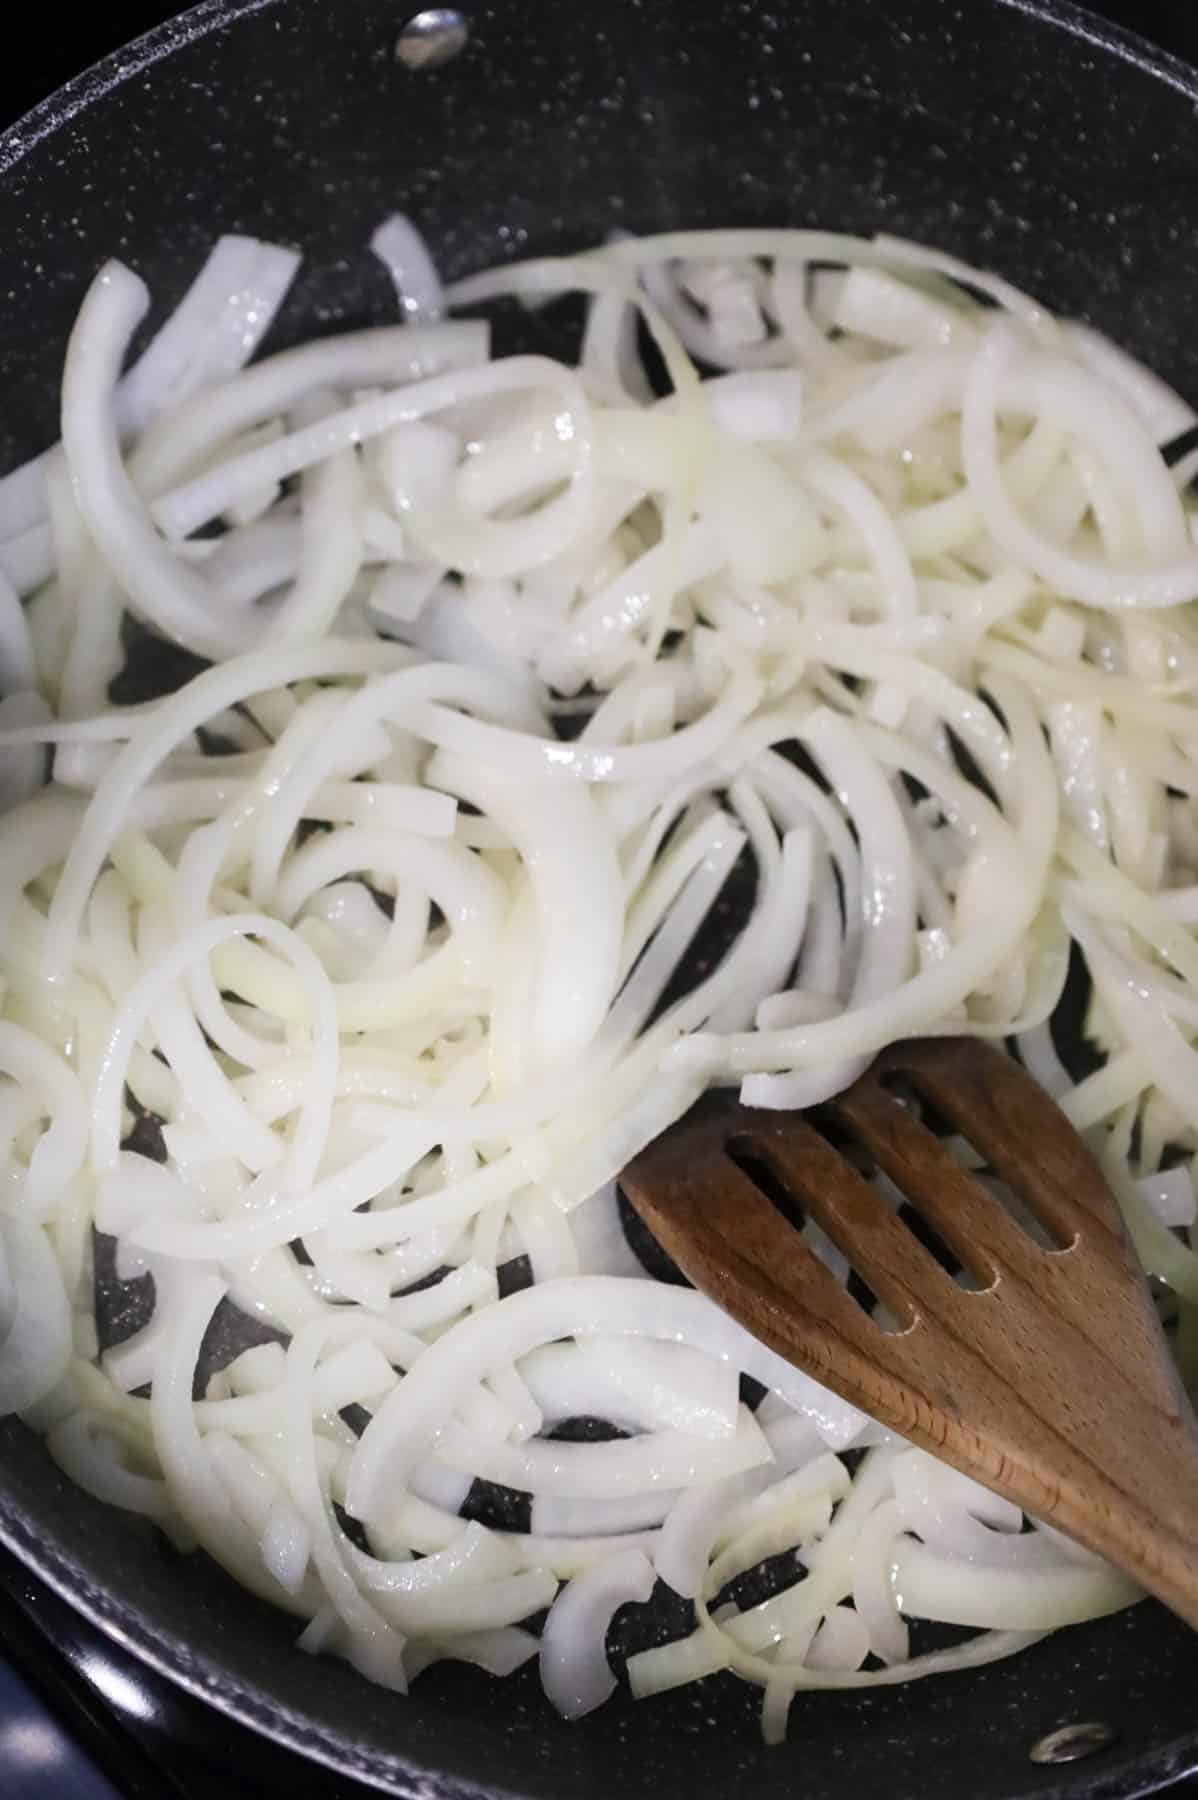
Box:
<box><xmin>2</xmin><ymin>1</ymin><xmax>1198</xmax><ymax>1795</ymax></box>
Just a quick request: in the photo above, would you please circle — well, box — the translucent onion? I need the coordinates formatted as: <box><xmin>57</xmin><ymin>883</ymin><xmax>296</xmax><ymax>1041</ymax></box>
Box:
<box><xmin>4</xmin><ymin>216</ymin><xmax>1196</xmax><ymax>1744</ymax></box>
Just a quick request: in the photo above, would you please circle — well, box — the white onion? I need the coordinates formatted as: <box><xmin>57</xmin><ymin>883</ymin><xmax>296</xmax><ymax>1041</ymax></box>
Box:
<box><xmin>540</xmin><ymin>1548</ymin><xmax>655</xmax><ymax>1719</ymax></box>
<box><xmin>371</xmin><ymin>215</ymin><xmax>446</xmax><ymax>323</ymax></box>
<box><xmin>1</xmin><ymin>217</ymin><xmax>1192</xmax><ymax>1744</ymax></box>
<box><xmin>892</xmin><ymin>1539</ymin><xmax>1141</xmax><ymax>1630</ymax></box>
<box><xmin>1136</xmin><ymin>1167</ymin><xmax>1196</xmax><ymax>1230</ymax></box>
<box><xmin>0</xmin><ymin>1215</ymin><xmax>73</xmax><ymax>1413</ymax></box>
<box><xmin>48</xmin><ymin>1410</ymin><xmax>193</xmax><ymax>1549</ymax></box>
<box><xmin>519</xmin><ymin>1337</ymin><xmax>740</xmax><ymax>1439</ymax></box>
<box><xmin>435</xmin><ymin>1404</ymin><xmax>771</xmax><ymax>1499</ymax></box>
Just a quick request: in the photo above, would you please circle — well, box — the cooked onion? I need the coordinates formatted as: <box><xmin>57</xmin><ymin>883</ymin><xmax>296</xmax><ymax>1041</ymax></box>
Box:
<box><xmin>1</xmin><ymin>218</ymin><xmax>1195</xmax><ymax>1741</ymax></box>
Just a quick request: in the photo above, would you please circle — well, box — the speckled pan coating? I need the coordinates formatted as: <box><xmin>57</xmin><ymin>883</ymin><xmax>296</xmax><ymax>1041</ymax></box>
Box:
<box><xmin>2</xmin><ymin>2</ymin><xmax>1198</xmax><ymax>1796</ymax></box>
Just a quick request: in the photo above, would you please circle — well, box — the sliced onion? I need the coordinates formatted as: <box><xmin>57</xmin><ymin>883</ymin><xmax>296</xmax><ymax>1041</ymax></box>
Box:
<box><xmin>4</xmin><ymin>218</ymin><xmax>1194</xmax><ymax>1734</ymax></box>
<box><xmin>540</xmin><ymin>1548</ymin><xmax>655</xmax><ymax>1719</ymax></box>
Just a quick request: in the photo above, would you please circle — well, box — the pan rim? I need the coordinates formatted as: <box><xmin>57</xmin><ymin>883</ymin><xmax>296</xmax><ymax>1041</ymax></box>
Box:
<box><xmin>2</xmin><ymin>0</ymin><xmax>1198</xmax><ymax>1795</ymax></box>
<box><xmin>4</xmin><ymin>1413</ymin><xmax>1196</xmax><ymax>1800</ymax></box>
<box><xmin>2</xmin><ymin>0</ymin><xmax>1198</xmax><ymax>183</ymax></box>
<box><xmin>0</xmin><ymin>1445</ymin><xmax>512</xmax><ymax>1800</ymax></box>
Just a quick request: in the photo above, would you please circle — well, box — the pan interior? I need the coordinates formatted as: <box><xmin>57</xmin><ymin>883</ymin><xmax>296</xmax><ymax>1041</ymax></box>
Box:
<box><xmin>2</xmin><ymin>2</ymin><xmax>1198</xmax><ymax>1796</ymax></box>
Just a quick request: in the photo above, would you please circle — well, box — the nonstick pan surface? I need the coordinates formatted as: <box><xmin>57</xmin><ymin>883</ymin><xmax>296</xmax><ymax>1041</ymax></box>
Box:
<box><xmin>2</xmin><ymin>2</ymin><xmax>1198</xmax><ymax>1795</ymax></box>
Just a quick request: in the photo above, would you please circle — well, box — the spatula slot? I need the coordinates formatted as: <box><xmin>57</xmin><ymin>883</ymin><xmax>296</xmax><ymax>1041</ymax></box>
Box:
<box><xmin>807</xmin><ymin>1099</ymin><xmax>967</xmax><ymax>1279</ymax></box>
<box><xmin>736</xmin><ymin>1116</ymin><xmax>969</xmax><ymax>1330</ymax></box>
<box><xmin>844</xmin><ymin>1266</ymin><xmax>888</xmax><ymax>1321</ymax></box>
<box><xmin>970</xmin><ymin>1175</ymin><xmax>1061</xmax><ymax>1253</ymax></box>
<box><xmin>876</xmin><ymin>1066</ymin><xmax>1076</xmax><ymax>1252</ymax></box>
<box><xmin>802</xmin><ymin>1101</ymin><xmax>985</xmax><ymax>1288</ymax></box>
<box><xmin>725</xmin><ymin>1135</ymin><xmax>806</xmax><ymax>1235</ymax></box>
<box><xmin>895</xmin><ymin>1203</ymin><xmax>968</xmax><ymax>1283</ymax></box>
<box><xmin>725</xmin><ymin>1130</ymin><xmax>904</xmax><ymax>1328</ymax></box>
<box><xmin>804</xmin><ymin>1092</ymin><xmax>995</xmax><ymax>1292</ymax></box>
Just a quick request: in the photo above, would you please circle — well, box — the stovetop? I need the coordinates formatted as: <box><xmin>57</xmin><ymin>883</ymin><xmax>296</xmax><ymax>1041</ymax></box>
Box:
<box><xmin>5</xmin><ymin>2</ymin><xmax>1198</xmax><ymax>1796</ymax></box>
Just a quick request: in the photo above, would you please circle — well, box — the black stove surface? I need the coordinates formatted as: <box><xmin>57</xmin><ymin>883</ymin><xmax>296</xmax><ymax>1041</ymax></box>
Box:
<box><xmin>4</xmin><ymin>2</ymin><xmax>1198</xmax><ymax>1797</ymax></box>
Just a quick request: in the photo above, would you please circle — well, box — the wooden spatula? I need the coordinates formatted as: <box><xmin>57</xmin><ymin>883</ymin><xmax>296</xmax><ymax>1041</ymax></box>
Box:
<box><xmin>621</xmin><ymin>1035</ymin><xmax>1198</xmax><ymax>1629</ymax></box>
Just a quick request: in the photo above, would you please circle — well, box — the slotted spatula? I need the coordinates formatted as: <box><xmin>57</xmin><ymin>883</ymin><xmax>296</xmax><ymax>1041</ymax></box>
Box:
<box><xmin>621</xmin><ymin>1035</ymin><xmax>1198</xmax><ymax>1628</ymax></box>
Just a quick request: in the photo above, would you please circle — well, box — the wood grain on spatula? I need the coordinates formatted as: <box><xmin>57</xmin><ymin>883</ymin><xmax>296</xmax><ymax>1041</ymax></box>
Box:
<box><xmin>620</xmin><ymin>1037</ymin><xmax>1198</xmax><ymax>1630</ymax></box>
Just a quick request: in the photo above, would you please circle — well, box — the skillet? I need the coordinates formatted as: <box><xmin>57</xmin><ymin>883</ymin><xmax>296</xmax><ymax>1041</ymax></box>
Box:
<box><xmin>1</xmin><ymin>1</ymin><xmax>1198</xmax><ymax>1794</ymax></box>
